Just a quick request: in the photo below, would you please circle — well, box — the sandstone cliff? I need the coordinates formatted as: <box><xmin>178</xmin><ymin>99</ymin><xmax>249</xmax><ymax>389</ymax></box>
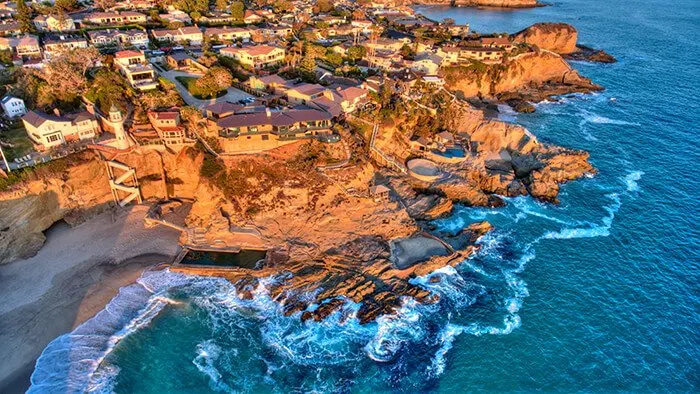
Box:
<box><xmin>513</xmin><ymin>23</ymin><xmax>578</xmax><ymax>54</ymax></box>
<box><xmin>513</xmin><ymin>23</ymin><xmax>617</xmax><ymax>62</ymax></box>
<box><xmin>0</xmin><ymin>149</ymin><xmax>204</xmax><ymax>265</ymax></box>
<box><xmin>442</xmin><ymin>50</ymin><xmax>601</xmax><ymax>101</ymax></box>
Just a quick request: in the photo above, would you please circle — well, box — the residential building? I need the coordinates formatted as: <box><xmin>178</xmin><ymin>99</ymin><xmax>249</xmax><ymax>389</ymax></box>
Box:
<box><xmin>286</xmin><ymin>83</ymin><xmax>328</xmax><ymax>105</ymax></box>
<box><xmin>219</xmin><ymin>45</ymin><xmax>285</xmax><ymax>70</ymax></box>
<box><xmin>114</xmin><ymin>50</ymin><xmax>158</xmax><ymax>90</ymax></box>
<box><xmin>22</xmin><ymin>110</ymin><xmax>100</xmax><ymax>150</ymax></box>
<box><xmin>1</xmin><ymin>95</ymin><xmax>26</xmax><ymax>118</ymax></box>
<box><xmin>0</xmin><ymin>21</ymin><xmax>21</xmax><ymax>36</ymax></box>
<box><xmin>151</xmin><ymin>26</ymin><xmax>203</xmax><ymax>45</ymax></box>
<box><xmin>42</xmin><ymin>34</ymin><xmax>88</xmax><ymax>59</ymax></box>
<box><xmin>0</xmin><ymin>35</ymin><xmax>41</xmax><ymax>58</ymax></box>
<box><xmin>215</xmin><ymin>107</ymin><xmax>333</xmax><ymax>154</ymax></box>
<box><xmin>408</xmin><ymin>52</ymin><xmax>442</xmax><ymax>74</ymax></box>
<box><xmin>33</xmin><ymin>14</ymin><xmax>75</xmax><ymax>32</ymax></box>
<box><xmin>147</xmin><ymin>110</ymin><xmax>193</xmax><ymax>147</ymax></box>
<box><xmin>247</xmin><ymin>74</ymin><xmax>288</xmax><ymax>92</ymax></box>
<box><xmin>160</xmin><ymin>10</ymin><xmax>192</xmax><ymax>25</ymax></box>
<box><xmin>459</xmin><ymin>46</ymin><xmax>505</xmax><ymax>62</ymax></box>
<box><xmin>199</xmin><ymin>13</ymin><xmax>235</xmax><ymax>24</ymax></box>
<box><xmin>205</xmin><ymin>26</ymin><xmax>253</xmax><ymax>42</ymax></box>
<box><xmin>243</xmin><ymin>10</ymin><xmax>265</xmax><ymax>24</ymax></box>
<box><xmin>85</xmin><ymin>11</ymin><xmax>147</xmax><ymax>25</ymax></box>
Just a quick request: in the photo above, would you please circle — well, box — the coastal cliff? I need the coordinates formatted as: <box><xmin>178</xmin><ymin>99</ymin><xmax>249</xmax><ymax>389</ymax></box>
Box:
<box><xmin>441</xmin><ymin>49</ymin><xmax>601</xmax><ymax>102</ymax></box>
<box><xmin>513</xmin><ymin>23</ymin><xmax>617</xmax><ymax>62</ymax></box>
<box><xmin>0</xmin><ymin>150</ymin><xmax>204</xmax><ymax>265</ymax></box>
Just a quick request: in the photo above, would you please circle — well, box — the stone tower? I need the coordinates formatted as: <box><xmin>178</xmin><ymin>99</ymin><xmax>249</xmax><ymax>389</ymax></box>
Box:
<box><xmin>108</xmin><ymin>104</ymin><xmax>130</xmax><ymax>150</ymax></box>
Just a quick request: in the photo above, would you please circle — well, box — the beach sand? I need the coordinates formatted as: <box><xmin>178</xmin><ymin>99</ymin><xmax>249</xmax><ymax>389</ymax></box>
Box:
<box><xmin>0</xmin><ymin>205</ymin><xmax>181</xmax><ymax>393</ymax></box>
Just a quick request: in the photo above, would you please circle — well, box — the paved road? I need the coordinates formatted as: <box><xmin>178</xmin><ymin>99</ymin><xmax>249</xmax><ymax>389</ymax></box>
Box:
<box><xmin>158</xmin><ymin>69</ymin><xmax>254</xmax><ymax>109</ymax></box>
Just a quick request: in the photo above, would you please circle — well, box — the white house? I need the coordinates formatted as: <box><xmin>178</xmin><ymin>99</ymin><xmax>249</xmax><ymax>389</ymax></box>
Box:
<box><xmin>1</xmin><ymin>95</ymin><xmax>26</xmax><ymax>118</ymax></box>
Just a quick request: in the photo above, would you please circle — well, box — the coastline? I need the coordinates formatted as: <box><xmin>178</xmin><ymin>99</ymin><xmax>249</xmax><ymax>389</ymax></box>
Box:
<box><xmin>0</xmin><ymin>207</ymin><xmax>181</xmax><ymax>393</ymax></box>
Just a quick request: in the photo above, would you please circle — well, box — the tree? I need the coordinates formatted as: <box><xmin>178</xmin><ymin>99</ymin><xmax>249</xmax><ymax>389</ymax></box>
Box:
<box><xmin>190</xmin><ymin>10</ymin><xmax>201</xmax><ymax>21</ymax></box>
<box><xmin>54</xmin><ymin>0</ymin><xmax>77</xmax><ymax>11</ymax></box>
<box><xmin>352</xmin><ymin>10</ymin><xmax>365</xmax><ymax>20</ymax></box>
<box><xmin>174</xmin><ymin>0</ymin><xmax>208</xmax><ymax>13</ymax></box>
<box><xmin>85</xmin><ymin>69</ymin><xmax>130</xmax><ymax>113</ymax></box>
<box><xmin>399</xmin><ymin>44</ymin><xmax>415</xmax><ymax>59</ymax></box>
<box><xmin>195</xmin><ymin>66</ymin><xmax>232</xmax><ymax>98</ymax></box>
<box><xmin>324</xmin><ymin>51</ymin><xmax>342</xmax><ymax>67</ymax></box>
<box><xmin>42</xmin><ymin>47</ymin><xmax>101</xmax><ymax>104</ymax></box>
<box><xmin>442</xmin><ymin>17</ymin><xmax>455</xmax><ymax>25</ymax></box>
<box><xmin>346</xmin><ymin>45</ymin><xmax>366</xmax><ymax>61</ymax></box>
<box><xmin>230</xmin><ymin>1</ymin><xmax>245</xmax><ymax>23</ymax></box>
<box><xmin>16</xmin><ymin>0</ymin><xmax>34</xmax><ymax>33</ymax></box>
<box><xmin>273</xmin><ymin>0</ymin><xmax>293</xmax><ymax>13</ymax></box>
<box><xmin>315</xmin><ymin>0</ymin><xmax>333</xmax><ymax>14</ymax></box>
<box><xmin>94</xmin><ymin>0</ymin><xmax>115</xmax><ymax>10</ymax></box>
<box><xmin>202</xmin><ymin>34</ymin><xmax>212</xmax><ymax>53</ymax></box>
<box><xmin>215</xmin><ymin>0</ymin><xmax>228</xmax><ymax>10</ymax></box>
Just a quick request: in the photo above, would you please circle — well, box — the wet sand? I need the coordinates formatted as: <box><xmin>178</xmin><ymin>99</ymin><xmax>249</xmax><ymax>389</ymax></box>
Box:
<box><xmin>0</xmin><ymin>206</ymin><xmax>181</xmax><ymax>393</ymax></box>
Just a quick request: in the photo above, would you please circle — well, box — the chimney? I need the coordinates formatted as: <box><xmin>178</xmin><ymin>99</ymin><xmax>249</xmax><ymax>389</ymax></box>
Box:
<box><xmin>265</xmin><ymin>107</ymin><xmax>271</xmax><ymax>118</ymax></box>
<box><xmin>53</xmin><ymin>108</ymin><xmax>61</xmax><ymax>116</ymax></box>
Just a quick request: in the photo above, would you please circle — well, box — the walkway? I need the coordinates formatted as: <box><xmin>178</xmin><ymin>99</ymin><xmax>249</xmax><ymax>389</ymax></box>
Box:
<box><xmin>157</xmin><ymin>69</ymin><xmax>254</xmax><ymax>109</ymax></box>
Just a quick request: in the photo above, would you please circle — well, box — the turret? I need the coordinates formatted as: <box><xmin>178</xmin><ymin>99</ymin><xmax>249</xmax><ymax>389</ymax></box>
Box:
<box><xmin>108</xmin><ymin>103</ymin><xmax>130</xmax><ymax>150</ymax></box>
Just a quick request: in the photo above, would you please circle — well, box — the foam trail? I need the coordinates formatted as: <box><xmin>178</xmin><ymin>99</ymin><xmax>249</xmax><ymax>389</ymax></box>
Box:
<box><xmin>193</xmin><ymin>340</ymin><xmax>235</xmax><ymax>393</ymax></box>
<box><xmin>428</xmin><ymin>324</ymin><xmax>464</xmax><ymax>377</ymax></box>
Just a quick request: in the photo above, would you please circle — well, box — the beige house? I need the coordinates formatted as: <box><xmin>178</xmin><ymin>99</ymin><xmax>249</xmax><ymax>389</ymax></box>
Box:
<box><xmin>22</xmin><ymin>110</ymin><xmax>100</xmax><ymax>150</ymax></box>
<box><xmin>85</xmin><ymin>11</ymin><xmax>148</xmax><ymax>25</ymax></box>
<box><xmin>42</xmin><ymin>35</ymin><xmax>88</xmax><ymax>59</ymax></box>
<box><xmin>205</xmin><ymin>27</ymin><xmax>253</xmax><ymax>42</ymax></box>
<box><xmin>151</xmin><ymin>27</ymin><xmax>203</xmax><ymax>45</ymax></box>
<box><xmin>114</xmin><ymin>50</ymin><xmax>158</xmax><ymax>90</ymax></box>
<box><xmin>215</xmin><ymin>108</ymin><xmax>333</xmax><ymax>154</ymax></box>
<box><xmin>147</xmin><ymin>111</ymin><xmax>193</xmax><ymax>147</ymax></box>
<box><xmin>219</xmin><ymin>45</ymin><xmax>285</xmax><ymax>70</ymax></box>
<box><xmin>33</xmin><ymin>15</ymin><xmax>75</xmax><ymax>32</ymax></box>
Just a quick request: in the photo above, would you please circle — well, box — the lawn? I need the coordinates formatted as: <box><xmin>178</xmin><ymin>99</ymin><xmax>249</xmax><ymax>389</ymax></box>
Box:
<box><xmin>175</xmin><ymin>76</ymin><xmax>227</xmax><ymax>99</ymax></box>
<box><xmin>0</xmin><ymin>121</ymin><xmax>34</xmax><ymax>161</ymax></box>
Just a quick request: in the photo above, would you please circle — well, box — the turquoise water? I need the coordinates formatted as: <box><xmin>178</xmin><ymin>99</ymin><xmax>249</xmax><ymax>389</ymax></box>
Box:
<box><xmin>29</xmin><ymin>0</ymin><xmax>700</xmax><ymax>392</ymax></box>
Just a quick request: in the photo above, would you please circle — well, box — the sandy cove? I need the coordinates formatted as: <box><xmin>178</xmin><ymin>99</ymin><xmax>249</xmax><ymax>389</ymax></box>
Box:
<box><xmin>0</xmin><ymin>206</ymin><xmax>181</xmax><ymax>393</ymax></box>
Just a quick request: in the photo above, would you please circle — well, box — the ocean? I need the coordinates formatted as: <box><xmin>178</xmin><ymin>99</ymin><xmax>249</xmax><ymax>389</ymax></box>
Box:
<box><xmin>29</xmin><ymin>0</ymin><xmax>700</xmax><ymax>392</ymax></box>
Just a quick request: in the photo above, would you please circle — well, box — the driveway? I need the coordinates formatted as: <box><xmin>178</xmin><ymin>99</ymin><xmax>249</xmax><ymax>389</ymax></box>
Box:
<box><xmin>157</xmin><ymin>69</ymin><xmax>254</xmax><ymax>109</ymax></box>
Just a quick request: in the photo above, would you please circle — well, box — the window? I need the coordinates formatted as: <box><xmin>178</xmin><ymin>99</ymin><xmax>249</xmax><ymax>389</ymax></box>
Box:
<box><xmin>262</xmin><ymin>134</ymin><xmax>269</xmax><ymax>140</ymax></box>
<box><xmin>249</xmin><ymin>126</ymin><xmax>258</xmax><ymax>133</ymax></box>
<box><xmin>47</xmin><ymin>134</ymin><xmax>60</xmax><ymax>142</ymax></box>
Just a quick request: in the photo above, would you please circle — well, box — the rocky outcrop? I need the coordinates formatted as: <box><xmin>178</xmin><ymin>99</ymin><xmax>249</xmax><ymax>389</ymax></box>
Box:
<box><xmin>442</xmin><ymin>50</ymin><xmax>602</xmax><ymax>102</ymax></box>
<box><xmin>513</xmin><ymin>23</ymin><xmax>579</xmax><ymax>54</ymax></box>
<box><xmin>174</xmin><ymin>221</ymin><xmax>493</xmax><ymax>324</ymax></box>
<box><xmin>513</xmin><ymin>23</ymin><xmax>616</xmax><ymax>62</ymax></box>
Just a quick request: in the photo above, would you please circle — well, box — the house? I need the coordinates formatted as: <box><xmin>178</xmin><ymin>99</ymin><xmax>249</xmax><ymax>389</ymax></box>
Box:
<box><xmin>408</xmin><ymin>53</ymin><xmax>442</xmax><ymax>74</ymax></box>
<box><xmin>204</xmin><ymin>101</ymin><xmax>243</xmax><ymax>120</ymax></box>
<box><xmin>459</xmin><ymin>46</ymin><xmax>504</xmax><ymax>62</ymax></box>
<box><xmin>421</xmin><ymin>75</ymin><xmax>445</xmax><ymax>87</ymax></box>
<box><xmin>243</xmin><ymin>10</ymin><xmax>265</xmax><ymax>24</ymax></box>
<box><xmin>215</xmin><ymin>107</ymin><xmax>333</xmax><ymax>154</ymax></box>
<box><xmin>205</xmin><ymin>26</ymin><xmax>253</xmax><ymax>42</ymax></box>
<box><xmin>435</xmin><ymin>131</ymin><xmax>455</xmax><ymax>146</ymax></box>
<box><xmin>22</xmin><ymin>110</ymin><xmax>100</xmax><ymax>150</ymax></box>
<box><xmin>166</xmin><ymin>52</ymin><xmax>192</xmax><ymax>69</ymax></box>
<box><xmin>147</xmin><ymin>110</ymin><xmax>193</xmax><ymax>147</ymax></box>
<box><xmin>370</xmin><ymin>184</ymin><xmax>390</xmax><ymax>202</ymax></box>
<box><xmin>365</xmin><ymin>38</ymin><xmax>404</xmax><ymax>54</ymax></box>
<box><xmin>114</xmin><ymin>50</ymin><xmax>157</xmax><ymax>90</ymax></box>
<box><xmin>436</xmin><ymin>46</ymin><xmax>460</xmax><ymax>65</ymax></box>
<box><xmin>480</xmin><ymin>36</ymin><xmax>514</xmax><ymax>50</ymax></box>
<box><xmin>0</xmin><ymin>35</ymin><xmax>42</xmax><ymax>58</ymax></box>
<box><xmin>247</xmin><ymin>74</ymin><xmax>288</xmax><ymax>92</ymax></box>
<box><xmin>286</xmin><ymin>83</ymin><xmax>328</xmax><ymax>105</ymax></box>
<box><xmin>151</xmin><ymin>26</ymin><xmax>203</xmax><ymax>45</ymax></box>
<box><xmin>410</xmin><ymin>136</ymin><xmax>432</xmax><ymax>151</ymax></box>
<box><xmin>219</xmin><ymin>45</ymin><xmax>285</xmax><ymax>70</ymax></box>
<box><xmin>199</xmin><ymin>13</ymin><xmax>235</xmax><ymax>25</ymax></box>
<box><xmin>33</xmin><ymin>14</ymin><xmax>75</xmax><ymax>32</ymax></box>
<box><xmin>260</xmin><ymin>25</ymin><xmax>293</xmax><ymax>38</ymax></box>
<box><xmin>42</xmin><ymin>35</ymin><xmax>88</xmax><ymax>59</ymax></box>
<box><xmin>88</xmin><ymin>29</ymin><xmax>121</xmax><ymax>46</ymax></box>
<box><xmin>1</xmin><ymin>95</ymin><xmax>26</xmax><ymax>118</ymax></box>
<box><xmin>0</xmin><ymin>21</ymin><xmax>20</xmax><ymax>36</ymax></box>
<box><xmin>160</xmin><ymin>10</ymin><xmax>192</xmax><ymax>25</ymax></box>
<box><xmin>85</xmin><ymin>11</ymin><xmax>147</xmax><ymax>25</ymax></box>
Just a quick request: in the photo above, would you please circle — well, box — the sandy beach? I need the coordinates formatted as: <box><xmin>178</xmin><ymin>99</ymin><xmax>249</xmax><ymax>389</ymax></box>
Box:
<box><xmin>0</xmin><ymin>205</ymin><xmax>181</xmax><ymax>393</ymax></box>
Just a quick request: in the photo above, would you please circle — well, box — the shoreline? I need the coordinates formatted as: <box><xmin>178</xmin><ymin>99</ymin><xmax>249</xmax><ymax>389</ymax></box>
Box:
<box><xmin>0</xmin><ymin>207</ymin><xmax>181</xmax><ymax>393</ymax></box>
